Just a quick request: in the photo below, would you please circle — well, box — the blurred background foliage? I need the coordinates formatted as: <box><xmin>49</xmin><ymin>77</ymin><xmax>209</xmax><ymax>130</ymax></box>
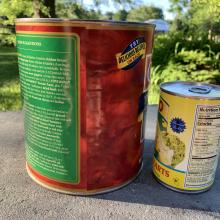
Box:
<box><xmin>0</xmin><ymin>0</ymin><xmax>220</xmax><ymax>110</ymax></box>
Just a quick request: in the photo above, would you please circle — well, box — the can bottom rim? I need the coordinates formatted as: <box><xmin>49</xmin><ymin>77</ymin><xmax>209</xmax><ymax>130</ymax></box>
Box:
<box><xmin>153</xmin><ymin>173</ymin><xmax>212</xmax><ymax>194</ymax></box>
<box><xmin>26</xmin><ymin>162</ymin><xmax>143</xmax><ymax>195</ymax></box>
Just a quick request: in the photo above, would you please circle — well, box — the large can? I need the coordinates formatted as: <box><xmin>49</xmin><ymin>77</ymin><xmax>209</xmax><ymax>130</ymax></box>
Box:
<box><xmin>153</xmin><ymin>81</ymin><xmax>220</xmax><ymax>193</ymax></box>
<box><xmin>16</xmin><ymin>19</ymin><xmax>155</xmax><ymax>194</ymax></box>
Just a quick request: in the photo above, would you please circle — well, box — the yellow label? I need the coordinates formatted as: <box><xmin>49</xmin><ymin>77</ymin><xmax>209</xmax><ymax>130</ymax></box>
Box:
<box><xmin>153</xmin><ymin>156</ymin><xmax>185</xmax><ymax>189</ymax></box>
<box><xmin>153</xmin><ymin>90</ymin><xmax>220</xmax><ymax>191</ymax></box>
<box><xmin>116</xmin><ymin>42</ymin><xmax>146</xmax><ymax>69</ymax></box>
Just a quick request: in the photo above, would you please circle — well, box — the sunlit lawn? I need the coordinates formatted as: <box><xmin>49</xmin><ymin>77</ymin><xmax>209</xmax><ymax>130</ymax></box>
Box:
<box><xmin>0</xmin><ymin>47</ymin><xmax>22</xmax><ymax>111</ymax></box>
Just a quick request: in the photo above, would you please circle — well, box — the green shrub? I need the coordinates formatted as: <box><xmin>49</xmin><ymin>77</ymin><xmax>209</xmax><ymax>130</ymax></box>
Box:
<box><xmin>149</xmin><ymin>64</ymin><xmax>190</xmax><ymax>104</ymax></box>
<box><xmin>152</xmin><ymin>32</ymin><xmax>182</xmax><ymax>67</ymax></box>
<box><xmin>149</xmin><ymin>43</ymin><xmax>220</xmax><ymax>104</ymax></box>
<box><xmin>0</xmin><ymin>34</ymin><xmax>16</xmax><ymax>46</ymax></box>
<box><xmin>152</xmin><ymin>32</ymin><xmax>220</xmax><ymax>68</ymax></box>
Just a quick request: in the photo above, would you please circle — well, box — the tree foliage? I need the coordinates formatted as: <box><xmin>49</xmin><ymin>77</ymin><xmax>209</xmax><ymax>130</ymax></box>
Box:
<box><xmin>169</xmin><ymin>0</ymin><xmax>189</xmax><ymax>16</ymax></box>
<box><xmin>169</xmin><ymin>0</ymin><xmax>220</xmax><ymax>38</ymax></box>
<box><xmin>33</xmin><ymin>0</ymin><xmax>56</xmax><ymax>18</ymax></box>
<box><xmin>56</xmin><ymin>2</ymin><xmax>101</xmax><ymax>19</ymax></box>
<box><xmin>89</xmin><ymin>0</ymin><xmax>141</xmax><ymax>10</ymax></box>
<box><xmin>112</xmin><ymin>9</ymin><xmax>128</xmax><ymax>21</ymax></box>
<box><xmin>0</xmin><ymin>0</ymin><xmax>57</xmax><ymax>25</ymax></box>
<box><xmin>188</xmin><ymin>0</ymin><xmax>220</xmax><ymax>37</ymax></box>
<box><xmin>0</xmin><ymin>0</ymin><xmax>35</xmax><ymax>25</ymax></box>
<box><xmin>127</xmin><ymin>6</ymin><xmax>164</xmax><ymax>22</ymax></box>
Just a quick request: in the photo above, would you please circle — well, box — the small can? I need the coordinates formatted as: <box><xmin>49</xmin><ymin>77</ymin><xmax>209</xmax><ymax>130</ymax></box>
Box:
<box><xmin>153</xmin><ymin>81</ymin><xmax>220</xmax><ymax>193</ymax></box>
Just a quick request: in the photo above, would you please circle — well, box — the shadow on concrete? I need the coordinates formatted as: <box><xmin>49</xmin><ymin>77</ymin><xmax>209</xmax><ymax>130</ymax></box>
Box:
<box><xmin>92</xmin><ymin>139</ymin><xmax>220</xmax><ymax>214</ymax></box>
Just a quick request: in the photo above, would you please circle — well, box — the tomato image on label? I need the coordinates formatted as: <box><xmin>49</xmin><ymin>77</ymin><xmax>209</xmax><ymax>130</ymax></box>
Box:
<box><xmin>116</xmin><ymin>37</ymin><xmax>146</xmax><ymax>70</ymax></box>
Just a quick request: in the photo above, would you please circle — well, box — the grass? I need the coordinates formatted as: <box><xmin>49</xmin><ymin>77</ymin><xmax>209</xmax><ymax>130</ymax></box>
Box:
<box><xmin>0</xmin><ymin>47</ymin><xmax>22</xmax><ymax>111</ymax></box>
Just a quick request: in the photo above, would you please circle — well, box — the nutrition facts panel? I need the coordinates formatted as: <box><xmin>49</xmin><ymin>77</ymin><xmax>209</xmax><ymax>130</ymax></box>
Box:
<box><xmin>185</xmin><ymin>105</ymin><xmax>220</xmax><ymax>188</ymax></box>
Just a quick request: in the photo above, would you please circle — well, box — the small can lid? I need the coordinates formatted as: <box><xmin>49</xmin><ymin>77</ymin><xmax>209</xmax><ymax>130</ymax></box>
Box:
<box><xmin>160</xmin><ymin>81</ymin><xmax>220</xmax><ymax>100</ymax></box>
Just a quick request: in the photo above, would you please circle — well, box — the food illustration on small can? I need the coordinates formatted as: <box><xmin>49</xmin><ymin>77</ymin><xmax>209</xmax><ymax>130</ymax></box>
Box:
<box><xmin>153</xmin><ymin>81</ymin><xmax>220</xmax><ymax>193</ymax></box>
<box><xmin>157</xmin><ymin>132</ymin><xmax>185</xmax><ymax>168</ymax></box>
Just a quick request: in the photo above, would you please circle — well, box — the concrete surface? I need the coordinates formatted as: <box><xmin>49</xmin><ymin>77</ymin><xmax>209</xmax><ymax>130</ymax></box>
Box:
<box><xmin>0</xmin><ymin>105</ymin><xmax>220</xmax><ymax>220</ymax></box>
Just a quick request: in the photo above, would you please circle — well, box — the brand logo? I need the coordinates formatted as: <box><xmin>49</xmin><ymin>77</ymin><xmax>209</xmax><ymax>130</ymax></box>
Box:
<box><xmin>170</xmin><ymin>117</ymin><xmax>186</xmax><ymax>133</ymax></box>
<box><xmin>116</xmin><ymin>37</ymin><xmax>146</xmax><ymax>70</ymax></box>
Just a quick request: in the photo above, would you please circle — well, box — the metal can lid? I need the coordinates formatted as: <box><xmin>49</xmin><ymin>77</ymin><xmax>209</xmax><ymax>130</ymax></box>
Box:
<box><xmin>15</xmin><ymin>18</ymin><xmax>155</xmax><ymax>29</ymax></box>
<box><xmin>160</xmin><ymin>81</ymin><xmax>220</xmax><ymax>100</ymax></box>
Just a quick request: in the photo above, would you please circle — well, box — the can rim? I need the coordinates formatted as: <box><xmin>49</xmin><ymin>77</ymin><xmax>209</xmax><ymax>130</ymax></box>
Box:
<box><xmin>160</xmin><ymin>81</ymin><xmax>220</xmax><ymax>100</ymax></box>
<box><xmin>15</xmin><ymin>18</ymin><xmax>155</xmax><ymax>28</ymax></box>
<box><xmin>26</xmin><ymin>161</ymin><xmax>143</xmax><ymax>195</ymax></box>
<box><xmin>153</xmin><ymin>173</ymin><xmax>212</xmax><ymax>194</ymax></box>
